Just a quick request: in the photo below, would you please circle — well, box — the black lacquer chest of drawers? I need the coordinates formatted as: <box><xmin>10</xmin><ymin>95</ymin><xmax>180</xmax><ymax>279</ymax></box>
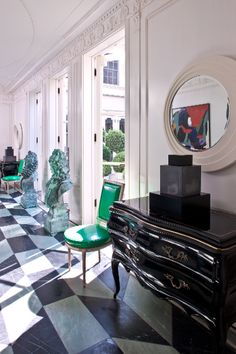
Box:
<box><xmin>108</xmin><ymin>196</ymin><xmax>236</xmax><ymax>353</ymax></box>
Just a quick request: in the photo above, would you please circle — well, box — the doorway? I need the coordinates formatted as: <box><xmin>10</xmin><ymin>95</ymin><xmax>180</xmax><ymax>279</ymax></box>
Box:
<box><xmin>83</xmin><ymin>30</ymin><xmax>125</xmax><ymax>224</ymax></box>
<box><xmin>29</xmin><ymin>90</ymin><xmax>43</xmax><ymax>195</ymax></box>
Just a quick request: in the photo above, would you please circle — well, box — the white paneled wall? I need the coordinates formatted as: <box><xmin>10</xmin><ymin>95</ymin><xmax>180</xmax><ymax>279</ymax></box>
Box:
<box><xmin>0</xmin><ymin>95</ymin><xmax>12</xmax><ymax>159</ymax></box>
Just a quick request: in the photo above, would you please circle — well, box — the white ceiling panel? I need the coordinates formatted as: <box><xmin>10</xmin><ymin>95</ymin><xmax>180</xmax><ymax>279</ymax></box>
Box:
<box><xmin>0</xmin><ymin>0</ymin><xmax>113</xmax><ymax>92</ymax></box>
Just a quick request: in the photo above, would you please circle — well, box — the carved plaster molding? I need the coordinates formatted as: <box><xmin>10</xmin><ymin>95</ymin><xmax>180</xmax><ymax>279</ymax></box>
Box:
<box><xmin>0</xmin><ymin>94</ymin><xmax>13</xmax><ymax>104</ymax></box>
<box><xmin>13</xmin><ymin>0</ymin><xmax>156</xmax><ymax>95</ymax></box>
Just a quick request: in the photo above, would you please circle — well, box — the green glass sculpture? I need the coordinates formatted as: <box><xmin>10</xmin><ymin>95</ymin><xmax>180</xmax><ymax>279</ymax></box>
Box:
<box><xmin>20</xmin><ymin>151</ymin><xmax>38</xmax><ymax>208</ymax></box>
<box><xmin>44</xmin><ymin>149</ymin><xmax>72</xmax><ymax>235</ymax></box>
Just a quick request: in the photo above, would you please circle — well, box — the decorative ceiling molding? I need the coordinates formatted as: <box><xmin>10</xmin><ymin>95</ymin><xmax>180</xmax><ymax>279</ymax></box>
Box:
<box><xmin>0</xmin><ymin>94</ymin><xmax>13</xmax><ymax>104</ymax></box>
<box><xmin>12</xmin><ymin>0</ymin><xmax>171</xmax><ymax>95</ymax></box>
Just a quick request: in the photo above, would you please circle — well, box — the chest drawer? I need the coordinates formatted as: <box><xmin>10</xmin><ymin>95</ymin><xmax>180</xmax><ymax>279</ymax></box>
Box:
<box><xmin>109</xmin><ymin>213</ymin><xmax>217</xmax><ymax>282</ymax></box>
<box><xmin>112</xmin><ymin>237</ymin><xmax>215</xmax><ymax>317</ymax></box>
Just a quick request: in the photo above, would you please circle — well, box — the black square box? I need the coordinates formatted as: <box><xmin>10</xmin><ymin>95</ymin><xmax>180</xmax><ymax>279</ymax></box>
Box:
<box><xmin>168</xmin><ymin>155</ymin><xmax>192</xmax><ymax>166</ymax></box>
<box><xmin>149</xmin><ymin>191</ymin><xmax>210</xmax><ymax>220</ymax></box>
<box><xmin>160</xmin><ymin>165</ymin><xmax>201</xmax><ymax>197</ymax></box>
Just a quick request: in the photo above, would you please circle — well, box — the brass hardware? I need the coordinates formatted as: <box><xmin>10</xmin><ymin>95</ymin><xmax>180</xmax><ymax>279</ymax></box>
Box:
<box><xmin>164</xmin><ymin>273</ymin><xmax>190</xmax><ymax>290</ymax></box>
<box><xmin>162</xmin><ymin>245</ymin><xmax>188</xmax><ymax>263</ymax></box>
<box><xmin>129</xmin><ymin>228</ymin><xmax>137</xmax><ymax>238</ymax></box>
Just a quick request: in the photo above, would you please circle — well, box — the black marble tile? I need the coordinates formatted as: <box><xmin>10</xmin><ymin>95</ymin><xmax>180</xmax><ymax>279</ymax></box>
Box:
<box><xmin>21</xmin><ymin>224</ymin><xmax>50</xmax><ymax>236</ymax></box>
<box><xmin>0</xmin><ymin>215</ymin><xmax>17</xmax><ymax>226</ymax></box>
<box><xmin>10</xmin><ymin>191</ymin><xmax>22</xmax><ymax>198</ymax></box>
<box><xmin>79</xmin><ymin>296</ymin><xmax>168</xmax><ymax>345</ymax></box>
<box><xmin>33</xmin><ymin>210</ymin><xmax>47</xmax><ymax>223</ymax></box>
<box><xmin>79</xmin><ymin>338</ymin><xmax>124</xmax><ymax>354</ymax></box>
<box><xmin>7</xmin><ymin>235</ymin><xmax>38</xmax><ymax>253</ymax></box>
<box><xmin>0</xmin><ymin>198</ymin><xmax>17</xmax><ymax>203</ymax></box>
<box><xmin>8</xmin><ymin>208</ymin><xmax>30</xmax><ymax>216</ymax></box>
<box><xmin>0</xmin><ymin>255</ymin><xmax>21</xmax><ymax>276</ymax></box>
<box><xmin>54</xmin><ymin>231</ymin><xmax>66</xmax><ymax>242</ymax></box>
<box><xmin>97</xmin><ymin>265</ymin><xmax>129</xmax><ymax>300</ymax></box>
<box><xmin>12</xmin><ymin>308</ymin><xmax>68</xmax><ymax>354</ymax></box>
<box><xmin>0</xmin><ymin>203</ymin><xmax>5</xmax><ymax>209</ymax></box>
<box><xmin>0</xmin><ymin>228</ymin><xmax>4</xmax><ymax>241</ymax></box>
<box><xmin>43</xmin><ymin>248</ymin><xmax>70</xmax><ymax>267</ymax></box>
<box><xmin>33</xmin><ymin>271</ymin><xmax>74</xmax><ymax>305</ymax></box>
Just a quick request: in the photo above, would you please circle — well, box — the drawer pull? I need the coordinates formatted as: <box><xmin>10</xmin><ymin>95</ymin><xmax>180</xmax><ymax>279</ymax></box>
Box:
<box><xmin>164</xmin><ymin>273</ymin><xmax>190</xmax><ymax>290</ymax></box>
<box><xmin>162</xmin><ymin>245</ymin><xmax>188</xmax><ymax>263</ymax></box>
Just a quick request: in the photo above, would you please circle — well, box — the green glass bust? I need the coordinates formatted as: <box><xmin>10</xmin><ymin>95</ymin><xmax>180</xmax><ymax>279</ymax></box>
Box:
<box><xmin>20</xmin><ymin>151</ymin><xmax>38</xmax><ymax>208</ymax></box>
<box><xmin>44</xmin><ymin>149</ymin><xmax>72</xmax><ymax>235</ymax></box>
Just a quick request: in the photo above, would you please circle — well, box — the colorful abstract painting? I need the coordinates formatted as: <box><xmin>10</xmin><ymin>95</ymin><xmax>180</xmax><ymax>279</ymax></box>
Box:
<box><xmin>171</xmin><ymin>103</ymin><xmax>210</xmax><ymax>150</ymax></box>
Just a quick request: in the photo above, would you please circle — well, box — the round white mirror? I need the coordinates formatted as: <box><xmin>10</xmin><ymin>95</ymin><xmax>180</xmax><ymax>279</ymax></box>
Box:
<box><xmin>170</xmin><ymin>75</ymin><xmax>229</xmax><ymax>151</ymax></box>
<box><xmin>164</xmin><ymin>56</ymin><xmax>236</xmax><ymax>171</ymax></box>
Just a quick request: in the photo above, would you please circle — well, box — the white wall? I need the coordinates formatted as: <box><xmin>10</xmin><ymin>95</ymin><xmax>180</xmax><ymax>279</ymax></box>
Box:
<box><xmin>0</xmin><ymin>95</ymin><xmax>12</xmax><ymax>159</ymax></box>
<box><xmin>141</xmin><ymin>0</ymin><xmax>236</xmax><ymax>214</ymax></box>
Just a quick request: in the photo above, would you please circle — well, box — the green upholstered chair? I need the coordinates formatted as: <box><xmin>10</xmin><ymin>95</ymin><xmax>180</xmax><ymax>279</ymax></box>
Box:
<box><xmin>1</xmin><ymin>159</ymin><xmax>24</xmax><ymax>193</ymax></box>
<box><xmin>64</xmin><ymin>180</ymin><xmax>125</xmax><ymax>286</ymax></box>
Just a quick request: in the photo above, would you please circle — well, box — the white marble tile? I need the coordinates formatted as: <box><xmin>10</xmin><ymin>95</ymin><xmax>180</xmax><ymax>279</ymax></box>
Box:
<box><xmin>3</xmin><ymin>202</ymin><xmax>20</xmax><ymax>209</ymax></box>
<box><xmin>64</xmin><ymin>274</ymin><xmax>114</xmax><ymax>298</ymax></box>
<box><xmin>1</xmin><ymin>276</ymin><xmax>32</xmax><ymax>309</ymax></box>
<box><xmin>0</xmin><ymin>240</ymin><xmax>13</xmax><ymax>263</ymax></box>
<box><xmin>15</xmin><ymin>250</ymin><xmax>53</xmax><ymax>274</ymax></box>
<box><xmin>65</xmin><ymin>249</ymin><xmax>111</xmax><ymax>285</ymax></box>
<box><xmin>0</xmin><ymin>194</ymin><xmax>12</xmax><ymax>199</ymax></box>
<box><xmin>0</xmin><ymin>344</ymin><xmax>14</xmax><ymax>354</ymax></box>
<box><xmin>45</xmin><ymin>295</ymin><xmax>109</xmax><ymax>353</ymax></box>
<box><xmin>26</xmin><ymin>207</ymin><xmax>43</xmax><ymax>216</ymax></box>
<box><xmin>0</xmin><ymin>209</ymin><xmax>11</xmax><ymax>217</ymax></box>
<box><xmin>13</xmin><ymin>215</ymin><xmax>40</xmax><ymax>225</ymax></box>
<box><xmin>1</xmin><ymin>224</ymin><xmax>26</xmax><ymax>238</ymax></box>
<box><xmin>123</xmin><ymin>275</ymin><xmax>173</xmax><ymax>344</ymax></box>
<box><xmin>113</xmin><ymin>338</ymin><xmax>180</xmax><ymax>354</ymax></box>
<box><xmin>13</xmin><ymin>196</ymin><xmax>21</xmax><ymax>204</ymax></box>
<box><xmin>28</xmin><ymin>234</ymin><xmax>62</xmax><ymax>250</ymax></box>
<box><xmin>1</xmin><ymin>289</ymin><xmax>42</xmax><ymax>344</ymax></box>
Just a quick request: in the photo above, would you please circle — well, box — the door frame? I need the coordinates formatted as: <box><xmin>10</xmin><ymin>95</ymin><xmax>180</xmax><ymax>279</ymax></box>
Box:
<box><xmin>82</xmin><ymin>29</ymin><xmax>125</xmax><ymax>224</ymax></box>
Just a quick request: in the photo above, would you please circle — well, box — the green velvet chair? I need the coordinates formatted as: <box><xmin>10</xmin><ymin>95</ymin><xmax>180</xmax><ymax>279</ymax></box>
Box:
<box><xmin>64</xmin><ymin>180</ymin><xmax>125</xmax><ymax>286</ymax></box>
<box><xmin>1</xmin><ymin>159</ymin><xmax>24</xmax><ymax>193</ymax></box>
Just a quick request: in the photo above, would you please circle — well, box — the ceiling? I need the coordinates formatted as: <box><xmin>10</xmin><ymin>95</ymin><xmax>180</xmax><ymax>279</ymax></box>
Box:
<box><xmin>0</xmin><ymin>0</ymin><xmax>113</xmax><ymax>93</ymax></box>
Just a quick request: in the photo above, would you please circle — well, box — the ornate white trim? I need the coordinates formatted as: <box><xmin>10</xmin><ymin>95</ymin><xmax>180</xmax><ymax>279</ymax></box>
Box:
<box><xmin>0</xmin><ymin>94</ymin><xmax>13</xmax><ymax>104</ymax></box>
<box><xmin>12</xmin><ymin>0</ymin><xmax>155</xmax><ymax>95</ymax></box>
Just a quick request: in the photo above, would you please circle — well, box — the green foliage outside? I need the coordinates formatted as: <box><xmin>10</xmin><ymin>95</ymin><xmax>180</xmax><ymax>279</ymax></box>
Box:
<box><xmin>103</xmin><ymin>164</ymin><xmax>112</xmax><ymax>176</ymax></box>
<box><xmin>103</xmin><ymin>145</ymin><xmax>112</xmax><ymax>162</ymax></box>
<box><xmin>105</xmin><ymin>129</ymin><xmax>125</xmax><ymax>153</ymax></box>
<box><xmin>113</xmin><ymin>151</ymin><xmax>125</xmax><ymax>173</ymax></box>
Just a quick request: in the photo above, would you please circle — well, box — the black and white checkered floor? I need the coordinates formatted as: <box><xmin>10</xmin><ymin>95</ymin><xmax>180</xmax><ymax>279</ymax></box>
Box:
<box><xmin>0</xmin><ymin>189</ymin><xmax>236</xmax><ymax>354</ymax></box>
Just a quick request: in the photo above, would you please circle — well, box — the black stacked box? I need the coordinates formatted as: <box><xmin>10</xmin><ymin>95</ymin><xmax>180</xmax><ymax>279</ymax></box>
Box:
<box><xmin>3</xmin><ymin>146</ymin><xmax>16</xmax><ymax>162</ymax></box>
<box><xmin>149</xmin><ymin>155</ymin><xmax>210</xmax><ymax>223</ymax></box>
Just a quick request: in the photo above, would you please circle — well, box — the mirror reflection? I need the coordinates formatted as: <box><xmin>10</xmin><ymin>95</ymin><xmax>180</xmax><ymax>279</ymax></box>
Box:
<box><xmin>170</xmin><ymin>75</ymin><xmax>229</xmax><ymax>151</ymax></box>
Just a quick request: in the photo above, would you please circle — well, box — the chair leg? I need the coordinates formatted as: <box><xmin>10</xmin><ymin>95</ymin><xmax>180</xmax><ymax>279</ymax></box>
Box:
<box><xmin>68</xmin><ymin>247</ymin><xmax>71</xmax><ymax>270</ymax></box>
<box><xmin>98</xmin><ymin>250</ymin><xmax>101</xmax><ymax>263</ymax></box>
<box><xmin>82</xmin><ymin>250</ymin><xmax>86</xmax><ymax>287</ymax></box>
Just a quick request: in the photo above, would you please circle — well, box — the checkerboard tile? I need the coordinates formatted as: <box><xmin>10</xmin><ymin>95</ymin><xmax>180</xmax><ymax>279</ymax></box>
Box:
<box><xmin>0</xmin><ymin>190</ymin><xmax>235</xmax><ymax>354</ymax></box>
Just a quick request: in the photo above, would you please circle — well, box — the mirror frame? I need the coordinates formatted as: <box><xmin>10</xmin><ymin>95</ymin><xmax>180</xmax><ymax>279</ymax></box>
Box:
<box><xmin>164</xmin><ymin>55</ymin><xmax>236</xmax><ymax>172</ymax></box>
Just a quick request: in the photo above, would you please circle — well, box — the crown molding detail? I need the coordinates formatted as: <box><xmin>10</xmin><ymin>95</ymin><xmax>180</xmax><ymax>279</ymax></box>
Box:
<box><xmin>12</xmin><ymin>0</ymin><xmax>156</xmax><ymax>95</ymax></box>
<box><xmin>0</xmin><ymin>94</ymin><xmax>13</xmax><ymax>104</ymax></box>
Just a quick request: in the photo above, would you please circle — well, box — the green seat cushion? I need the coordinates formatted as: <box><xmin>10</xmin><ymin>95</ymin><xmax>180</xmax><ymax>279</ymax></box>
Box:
<box><xmin>64</xmin><ymin>224</ymin><xmax>110</xmax><ymax>249</ymax></box>
<box><xmin>2</xmin><ymin>175</ymin><xmax>21</xmax><ymax>182</ymax></box>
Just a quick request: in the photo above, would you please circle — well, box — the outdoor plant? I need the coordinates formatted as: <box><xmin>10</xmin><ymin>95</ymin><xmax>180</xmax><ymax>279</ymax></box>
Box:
<box><xmin>105</xmin><ymin>129</ymin><xmax>125</xmax><ymax>154</ymax></box>
<box><xmin>103</xmin><ymin>144</ymin><xmax>112</xmax><ymax>161</ymax></box>
<box><xmin>113</xmin><ymin>151</ymin><xmax>125</xmax><ymax>173</ymax></box>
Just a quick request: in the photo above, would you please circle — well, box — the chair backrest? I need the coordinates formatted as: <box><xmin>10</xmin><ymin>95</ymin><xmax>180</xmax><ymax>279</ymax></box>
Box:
<box><xmin>18</xmin><ymin>159</ymin><xmax>24</xmax><ymax>175</ymax></box>
<box><xmin>97</xmin><ymin>180</ymin><xmax>124</xmax><ymax>227</ymax></box>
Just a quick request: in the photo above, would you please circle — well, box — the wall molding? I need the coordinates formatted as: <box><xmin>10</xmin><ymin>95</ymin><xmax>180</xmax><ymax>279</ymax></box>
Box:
<box><xmin>12</xmin><ymin>0</ymin><xmax>156</xmax><ymax>95</ymax></box>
